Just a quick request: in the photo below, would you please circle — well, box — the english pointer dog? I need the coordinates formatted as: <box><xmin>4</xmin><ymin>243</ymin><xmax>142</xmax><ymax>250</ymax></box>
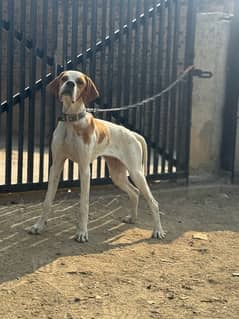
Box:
<box><xmin>30</xmin><ymin>70</ymin><xmax>165</xmax><ymax>242</ymax></box>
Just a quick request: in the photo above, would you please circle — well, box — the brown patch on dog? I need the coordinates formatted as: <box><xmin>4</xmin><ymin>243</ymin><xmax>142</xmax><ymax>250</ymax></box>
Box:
<box><xmin>94</xmin><ymin>119</ymin><xmax>110</xmax><ymax>144</ymax></box>
<box><xmin>76</xmin><ymin>76</ymin><xmax>86</xmax><ymax>86</ymax></box>
<box><xmin>73</xmin><ymin>115</ymin><xmax>95</xmax><ymax>145</ymax></box>
<box><xmin>81</xmin><ymin>75</ymin><xmax>99</xmax><ymax>105</ymax></box>
<box><xmin>73</xmin><ymin>116</ymin><xmax>109</xmax><ymax>145</ymax></box>
<box><xmin>47</xmin><ymin>72</ymin><xmax>66</xmax><ymax>97</ymax></box>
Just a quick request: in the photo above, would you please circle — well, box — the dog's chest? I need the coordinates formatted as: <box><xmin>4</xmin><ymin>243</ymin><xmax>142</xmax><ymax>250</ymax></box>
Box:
<box><xmin>53</xmin><ymin>120</ymin><xmax>117</xmax><ymax>163</ymax></box>
<box><xmin>62</xmin><ymin>125</ymin><xmax>73</xmax><ymax>144</ymax></box>
<box><xmin>56</xmin><ymin>122</ymin><xmax>96</xmax><ymax>160</ymax></box>
<box><xmin>59</xmin><ymin>125</ymin><xmax>83</xmax><ymax>159</ymax></box>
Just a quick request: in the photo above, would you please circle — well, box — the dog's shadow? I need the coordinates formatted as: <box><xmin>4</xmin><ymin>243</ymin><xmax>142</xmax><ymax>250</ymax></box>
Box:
<box><xmin>0</xmin><ymin>184</ymin><xmax>238</xmax><ymax>284</ymax></box>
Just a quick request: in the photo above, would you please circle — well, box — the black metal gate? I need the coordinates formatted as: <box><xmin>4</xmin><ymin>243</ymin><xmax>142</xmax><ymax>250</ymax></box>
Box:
<box><xmin>0</xmin><ymin>0</ymin><xmax>196</xmax><ymax>192</ymax></box>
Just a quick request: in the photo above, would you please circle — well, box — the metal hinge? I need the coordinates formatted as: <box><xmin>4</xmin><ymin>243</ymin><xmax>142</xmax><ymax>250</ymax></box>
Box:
<box><xmin>193</xmin><ymin>68</ymin><xmax>213</xmax><ymax>79</ymax></box>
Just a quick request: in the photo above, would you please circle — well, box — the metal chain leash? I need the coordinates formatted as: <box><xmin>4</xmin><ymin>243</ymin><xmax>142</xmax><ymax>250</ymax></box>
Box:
<box><xmin>87</xmin><ymin>65</ymin><xmax>195</xmax><ymax>113</ymax></box>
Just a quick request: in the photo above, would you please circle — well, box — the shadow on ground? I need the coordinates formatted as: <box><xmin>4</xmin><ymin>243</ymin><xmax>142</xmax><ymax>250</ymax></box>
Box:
<box><xmin>0</xmin><ymin>183</ymin><xmax>239</xmax><ymax>286</ymax></box>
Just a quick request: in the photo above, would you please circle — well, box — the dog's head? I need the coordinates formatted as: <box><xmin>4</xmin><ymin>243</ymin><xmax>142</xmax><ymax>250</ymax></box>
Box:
<box><xmin>47</xmin><ymin>70</ymin><xmax>99</xmax><ymax>105</ymax></box>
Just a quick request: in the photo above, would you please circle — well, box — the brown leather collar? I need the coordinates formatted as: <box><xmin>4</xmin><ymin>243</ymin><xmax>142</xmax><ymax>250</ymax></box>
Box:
<box><xmin>58</xmin><ymin>110</ymin><xmax>86</xmax><ymax>122</ymax></box>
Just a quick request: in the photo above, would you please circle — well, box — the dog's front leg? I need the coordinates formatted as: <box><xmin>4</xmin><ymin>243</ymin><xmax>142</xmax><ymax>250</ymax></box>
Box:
<box><xmin>30</xmin><ymin>158</ymin><xmax>65</xmax><ymax>234</ymax></box>
<box><xmin>74</xmin><ymin>166</ymin><xmax>90</xmax><ymax>243</ymax></box>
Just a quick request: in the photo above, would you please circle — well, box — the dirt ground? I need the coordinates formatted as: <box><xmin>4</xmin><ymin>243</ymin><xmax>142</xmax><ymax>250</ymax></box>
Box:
<box><xmin>0</xmin><ymin>183</ymin><xmax>239</xmax><ymax>319</ymax></box>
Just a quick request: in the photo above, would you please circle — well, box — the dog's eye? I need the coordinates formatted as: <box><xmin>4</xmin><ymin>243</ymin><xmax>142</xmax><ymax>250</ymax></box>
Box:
<box><xmin>61</xmin><ymin>75</ymin><xmax>68</xmax><ymax>82</ymax></box>
<box><xmin>76</xmin><ymin>78</ymin><xmax>84</xmax><ymax>85</ymax></box>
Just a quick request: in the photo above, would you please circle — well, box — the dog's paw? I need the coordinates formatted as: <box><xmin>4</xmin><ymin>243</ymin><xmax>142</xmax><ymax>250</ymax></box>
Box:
<box><xmin>29</xmin><ymin>221</ymin><xmax>47</xmax><ymax>235</ymax></box>
<box><xmin>74</xmin><ymin>231</ymin><xmax>88</xmax><ymax>243</ymax></box>
<box><xmin>122</xmin><ymin>215</ymin><xmax>136</xmax><ymax>224</ymax></box>
<box><xmin>151</xmin><ymin>229</ymin><xmax>166</xmax><ymax>240</ymax></box>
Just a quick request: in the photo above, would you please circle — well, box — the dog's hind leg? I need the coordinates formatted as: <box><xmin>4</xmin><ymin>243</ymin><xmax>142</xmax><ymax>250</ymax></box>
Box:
<box><xmin>105</xmin><ymin>156</ymin><xmax>139</xmax><ymax>223</ymax></box>
<box><xmin>129</xmin><ymin>170</ymin><xmax>165</xmax><ymax>239</ymax></box>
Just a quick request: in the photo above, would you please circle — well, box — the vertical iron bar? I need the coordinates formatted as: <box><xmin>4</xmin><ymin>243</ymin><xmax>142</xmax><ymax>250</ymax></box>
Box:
<box><xmin>168</xmin><ymin>0</ymin><xmax>180</xmax><ymax>173</ymax></box>
<box><xmin>17</xmin><ymin>0</ymin><xmax>26</xmax><ymax>184</ymax></box>
<box><xmin>149</xmin><ymin>0</ymin><xmax>157</xmax><ymax>107</ymax></box>
<box><xmin>183</xmin><ymin>0</ymin><xmax>196</xmax><ymax>180</ymax></box>
<box><xmin>81</xmin><ymin>0</ymin><xmax>88</xmax><ymax>72</ymax></box>
<box><xmin>27</xmin><ymin>0</ymin><xmax>37</xmax><ymax>183</ymax></box>
<box><xmin>97</xmin><ymin>0</ymin><xmax>107</xmax><ymax>179</ymax></box>
<box><xmin>176</xmin><ymin>81</ymin><xmax>184</xmax><ymax>171</ymax></box>
<box><xmin>116</xmin><ymin>0</ymin><xmax>124</xmax><ymax>116</ymax></box>
<box><xmin>106</xmin><ymin>0</ymin><xmax>114</xmax><ymax>119</ymax></box>
<box><xmin>68</xmin><ymin>0</ymin><xmax>78</xmax><ymax>181</ymax></box>
<box><xmin>39</xmin><ymin>0</ymin><xmax>48</xmax><ymax>183</ymax></box>
<box><xmin>60</xmin><ymin>0</ymin><xmax>68</xmax><ymax>182</ymax></box>
<box><xmin>140</xmin><ymin>0</ymin><xmax>149</xmax><ymax>138</ymax></box>
<box><xmin>132</xmin><ymin>0</ymin><xmax>141</xmax><ymax>127</ymax></box>
<box><xmin>99</xmin><ymin>0</ymin><xmax>106</xmax><ymax>105</ymax></box>
<box><xmin>5</xmin><ymin>0</ymin><xmax>14</xmax><ymax>185</ymax></box>
<box><xmin>63</xmin><ymin>0</ymin><xmax>69</xmax><ymax>68</ymax></box>
<box><xmin>161</xmin><ymin>1</ymin><xmax>172</xmax><ymax>174</ymax></box>
<box><xmin>49</xmin><ymin>0</ymin><xmax>59</xmax><ymax>170</ymax></box>
<box><xmin>90</xmin><ymin>0</ymin><xmax>97</xmax><ymax>79</ymax></box>
<box><xmin>141</xmin><ymin>0</ymin><xmax>149</xmax><ymax>99</ymax></box>
<box><xmin>71</xmin><ymin>0</ymin><xmax>78</xmax><ymax>69</ymax></box>
<box><xmin>89</xmin><ymin>0</ymin><xmax>97</xmax><ymax>180</ymax></box>
<box><xmin>153</xmin><ymin>0</ymin><xmax>165</xmax><ymax>174</ymax></box>
<box><xmin>105</xmin><ymin>1</ymin><xmax>115</xmax><ymax>178</ymax></box>
<box><xmin>147</xmin><ymin>0</ymin><xmax>157</xmax><ymax>175</ymax></box>
<box><xmin>123</xmin><ymin>0</ymin><xmax>132</xmax><ymax>125</ymax></box>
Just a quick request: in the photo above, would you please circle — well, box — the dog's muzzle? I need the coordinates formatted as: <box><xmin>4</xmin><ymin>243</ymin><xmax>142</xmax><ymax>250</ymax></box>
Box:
<box><xmin>60</xmin><ymin>81</ymin><xmax>75</xmax><ymax>98</ymax></box>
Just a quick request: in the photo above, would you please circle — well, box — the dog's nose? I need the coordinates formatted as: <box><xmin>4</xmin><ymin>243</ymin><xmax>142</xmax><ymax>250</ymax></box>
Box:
<box><xmin>66</xmin><ymin>80</ymin><xmax>75</xmax><ymax>89</ymax></box>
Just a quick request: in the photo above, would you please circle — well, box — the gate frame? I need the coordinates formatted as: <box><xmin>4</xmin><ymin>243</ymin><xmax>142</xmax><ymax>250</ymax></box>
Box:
<box><xmin>220</xmin><ymin>0</ymin><xmax>239</xmax><ymax>181</ymax></box>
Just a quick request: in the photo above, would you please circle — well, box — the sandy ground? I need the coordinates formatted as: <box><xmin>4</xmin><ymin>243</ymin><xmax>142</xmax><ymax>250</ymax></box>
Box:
<box><xmin>0</xmin><ymin>183</ymin><xmax>239</xmax><ymax>319</ymax></box>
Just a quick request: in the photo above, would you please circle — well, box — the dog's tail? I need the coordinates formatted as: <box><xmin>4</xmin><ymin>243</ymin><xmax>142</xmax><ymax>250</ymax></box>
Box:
<box><xmin>134</xmin><ymin>133</ymin><xmax>148</xmax><ymax>176</ymax></box>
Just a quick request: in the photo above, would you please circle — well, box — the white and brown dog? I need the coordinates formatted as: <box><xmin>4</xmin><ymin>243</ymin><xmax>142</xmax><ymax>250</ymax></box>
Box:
<box><xmin>30</xmin><ymin>70</ymin><xmax>165</xmax><ymax>242</ymax></box>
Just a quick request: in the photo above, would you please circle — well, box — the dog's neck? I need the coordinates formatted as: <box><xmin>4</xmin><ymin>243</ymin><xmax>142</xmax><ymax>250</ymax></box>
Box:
<box><xmin>61</xmin><ymin>96</ymin><xmax>86</xmax><ymax>115</ymax></box>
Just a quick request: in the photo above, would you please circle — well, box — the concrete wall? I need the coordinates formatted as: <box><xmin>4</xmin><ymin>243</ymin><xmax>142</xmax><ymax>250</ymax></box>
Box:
<box><xmin>198</xmin><ymin>0</ymin><xmax>234</xmax><ymax>13</ymax></box>
<box><xmin>190</xmin><ymin>12</ymin><xmax>232</xmax><ymax>175</ymax></box>
<box><xmin>234</xmin><ymin>104</ymin><xmax>239</xmax><ymax>173</ymax></box>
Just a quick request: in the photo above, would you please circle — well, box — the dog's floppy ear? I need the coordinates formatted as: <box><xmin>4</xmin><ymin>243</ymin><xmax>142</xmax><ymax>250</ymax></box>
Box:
<box><xmin>47</xmin><ymin>72</ymin><xmax>64</xmax><ymax>97</ymax></box>
<box><xmin>82</xmin><ymin>75</ymin><xmax>99</xmax><ymax>105</ymax></box>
